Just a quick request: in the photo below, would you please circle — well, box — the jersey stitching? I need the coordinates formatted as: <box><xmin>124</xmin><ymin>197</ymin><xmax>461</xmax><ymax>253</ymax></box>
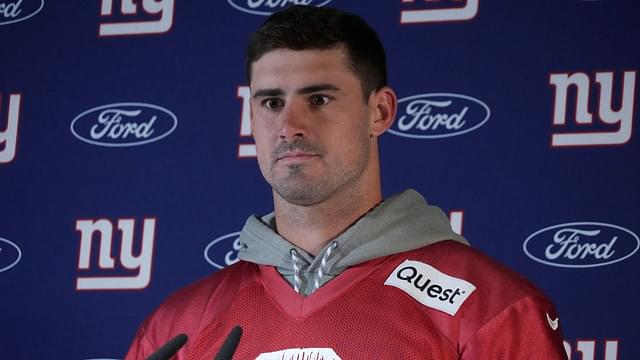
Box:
<box><xmin>459</xmin><ymin>294</ymin><xmax>544</xmax><ymax>353</ymax></box>
<box><xmin>140</xmin><ymin>325</ymin><xmax>159</xmax><ymax>356</ymax></box>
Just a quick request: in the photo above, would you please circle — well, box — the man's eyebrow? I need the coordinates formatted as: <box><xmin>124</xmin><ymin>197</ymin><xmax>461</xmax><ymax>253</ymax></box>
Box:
<box><xmin>297</xmin><ymin>84</ymin><xmax>341</xmax><ymax>94</ymax></box>
<box><xmin>252</xmin><ymin>88</ymin><xmax>285</xmax><ymax>98</ymax></box>
<box><xmin>252</xmin><ymin>84</ymin><xmax>341</xmax><ymax>99</ymax></box>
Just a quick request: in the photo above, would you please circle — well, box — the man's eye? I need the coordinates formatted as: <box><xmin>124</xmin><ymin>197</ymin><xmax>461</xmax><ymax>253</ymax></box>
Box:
<box><xmin>309</xmin><ymin>95</ymin><xmax>331</xmax><ymax>106</ymax></box>
<box><xmin>263</xmin><ymin>98</ymin><xmax>284</xmax><ymax>110</ymax></box>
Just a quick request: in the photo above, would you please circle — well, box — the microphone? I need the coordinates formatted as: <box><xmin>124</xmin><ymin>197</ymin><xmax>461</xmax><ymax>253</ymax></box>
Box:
<box><xmin>213</xmin><ymin>326</ymin><xmax>243</xmax><ymax>360</ymax></box>
<box><xmin>146</xmin><ymin>333</ymin><xmax>188</xmax><ymax>360</ymax></box>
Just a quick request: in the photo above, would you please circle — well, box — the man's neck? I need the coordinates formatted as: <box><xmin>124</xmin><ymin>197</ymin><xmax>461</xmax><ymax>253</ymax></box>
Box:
<box><xmin>273</xmin><ymin>186</ymin><xmax>382</xmax><ymax>256</ymax></box>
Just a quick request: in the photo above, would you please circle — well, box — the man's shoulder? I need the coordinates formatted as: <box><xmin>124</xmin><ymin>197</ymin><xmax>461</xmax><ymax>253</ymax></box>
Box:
<box><xmin>394</xmin><ymin>240</ymin><xmax>555</xmax><ymax>325</ymax></box>
<box><xmin>159</xmin><ymin>260</ymin><xmax>257</xmax><ymax>315</ymax></box>
<box><xmin>140</xmin><ymin>261</ymin><xmax>258</xmax><ymax>343</ymax></box>
<box><xmin>166</xmin><ymin>261</ymin><xmax>255</xmax><ymax>306</ymax></box>
<box><xmin>394</xmin><ymin>241</ymin><xmax>559</xmax><ymax>345</ymax></box>
<box><xmin>410</xmin><ymin>240</ymin><xmax>543</xmax><ymax>299</ymax></box>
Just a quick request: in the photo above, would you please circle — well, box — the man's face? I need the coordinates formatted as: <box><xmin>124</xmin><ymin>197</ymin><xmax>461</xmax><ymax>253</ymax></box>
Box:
<box><xmin>250</xmin><ymin>47</ymin><xmax>376</xmax><ymax>206</ymax></box>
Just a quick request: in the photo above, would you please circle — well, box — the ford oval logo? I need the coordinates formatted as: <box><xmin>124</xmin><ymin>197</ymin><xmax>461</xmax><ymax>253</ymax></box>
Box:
<box><xmin>70</xmin><ymin>102</ymin><xmax>177</xmax><ymax>147</ymax></box>
<box><xmin>227</xmin><ymin>0</ymin><xmax>334</xmax><ymax>16</ymax></box>
<box><xmin>0</xmin><ymin>237</ymin><xmax>22</xmax><ymax>272</ymax></box>
<box><xmin>389</xmin><ymin>93</ymin><xmax>490</xmax><ymax>139</ymax></box>
<box><xmin>0</xmin><ymin>0</ymin><xmax>44</xmax><ymax>26</ymax></box>
<box><xmin>523</xmin><ymin>222</ymin><xmax>639</xmax><ymax>268</ymax></box>
<box><xmin>204</xmin><ymin>231</ymin><xmax>242</xmax><ymax>269</ymax></box>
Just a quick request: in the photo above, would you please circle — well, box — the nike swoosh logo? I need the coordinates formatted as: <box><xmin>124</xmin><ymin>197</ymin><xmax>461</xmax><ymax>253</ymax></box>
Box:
<box><xmin>546</xmin><ymin>312</ymin><xmax>559</xmax><ymax>331</ymax></box>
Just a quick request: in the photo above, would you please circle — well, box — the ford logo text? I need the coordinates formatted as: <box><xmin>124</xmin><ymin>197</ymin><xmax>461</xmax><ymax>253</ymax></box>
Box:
<box><xmin>0</xmin><ymin>237</ymin><xmax>22</xmax><ymax>272</ymax></box>
<box><xmin>70</xmin><ymin>102</ymin><xmax>177</xmax><ymax>147</ymax></box>
<box><xmin>227</xmin><ymin>0</ymin><xmax>333</xmax><ymax>16</ymax></box>
<box><xmin>390</xmin><ymin>93</ymin><xmax>490</xmax><ymax>139</ymax></box>
<box><xmin>523</xmin><ymin>222</ymin><xmax>639</xmax><ymax>268</ymax></box>
<box><xmin>0</xmin><ymin>0</ymin><xmax>44</xmax><ymax>26</ymax></box>
<box><xmin>204</xmin><ymin>232</ymin><xmax>242</xmax><ymax>269</ymax></box>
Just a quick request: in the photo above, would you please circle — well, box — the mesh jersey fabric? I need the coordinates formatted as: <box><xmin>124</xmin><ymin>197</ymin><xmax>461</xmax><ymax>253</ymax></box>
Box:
<box><xmin>124</xmin><ymin>241</ymin><xmax>567</xmax><ymax>359</ymax></box>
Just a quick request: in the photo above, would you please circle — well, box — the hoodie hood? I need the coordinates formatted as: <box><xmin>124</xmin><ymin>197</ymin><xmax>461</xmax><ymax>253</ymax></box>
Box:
<box><xmin>237</xmin><ymin>189</ymin><xmax>468</xmax><ymax>295</ymax></box>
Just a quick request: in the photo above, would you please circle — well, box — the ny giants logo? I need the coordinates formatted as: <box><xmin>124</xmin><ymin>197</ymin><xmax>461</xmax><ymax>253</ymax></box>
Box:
<box><xmin>0</xmin><ymin>0</ymin><xmax>43</xmax><ymax>25</ymax></box>
<box><xmin>390</xmin><ymin>93</ymin><xmax>490</xmax><ymax>139</ymax></box>
<box><xmin>236</xmin><ymin>86</ymin><xmax>256</xmax><ymax>158</ymax></box>
<box><xmin>523</xmin><ymin>222</ymin><xmax>639</xmax><ymax>268</ymax></box>
<box><xmin>0</xmin><ymin>236</ymin><xmax>22</xmax><ymax>272</ymax></box>
<box><xmin>563</xmin><ymin>339</ymin><xmax>619</xmax><ymax>360</ymax></box>
<box><xmin>449</xmin><ymin>210</ymin><xmax>463</xmax><ymax>235</ymax></box>
<box><xmin>76</xmin><ymin>218</ymin><xmax>156</xmax><ymax>290</ymax></box>
<box><xmin>71</xmin><ymin>102</ymin><xmax>177</xmax><ymax>147</ymax></box>
<box><xmin>0</xmin><ymin>93</ymin><xmax>21</xmax><ymax>164</ymax></box>
<box><xmin>98</xmin><ymin>0</ymin><xmax>174</xmax><ymax>37</ymax></box>
<box><xmin>549</xmin><ymin>70</ymin><xmax>636</xmax><ymax>147</ymax></box>
<box><xmin>400</xmin><ymin>0</ymin><xmax>479</xmax><ymax>24</ymax></box>
<box><xmin>227</xmin><ymin>0</ymin><xmax>334</xmax><ymax>16</ymax></box>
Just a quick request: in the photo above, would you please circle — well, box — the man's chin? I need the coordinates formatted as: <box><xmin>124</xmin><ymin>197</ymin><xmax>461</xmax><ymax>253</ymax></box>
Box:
<box><xmin>273</xmin><ymin>185</ymin><xmax>329</xmax><ymax>207</ymax></box>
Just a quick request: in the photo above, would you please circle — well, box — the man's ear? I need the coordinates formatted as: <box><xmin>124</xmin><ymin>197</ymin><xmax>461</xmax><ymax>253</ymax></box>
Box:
<box><xmin>369</xmin><ymin>86</ymin><xmax>398</xmax><ymax>137</ymax></box>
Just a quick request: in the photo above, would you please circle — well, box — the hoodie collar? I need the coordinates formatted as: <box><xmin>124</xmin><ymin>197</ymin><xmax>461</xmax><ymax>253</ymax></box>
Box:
<box><xmin>237</xmin><ymin>189</ymin><xmax>468</xmax><ymax>294</ymax></box>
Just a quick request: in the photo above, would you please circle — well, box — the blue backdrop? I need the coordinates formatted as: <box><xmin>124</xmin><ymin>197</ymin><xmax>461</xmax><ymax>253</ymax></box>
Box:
<box><xmin>1</xmin><ymin>1</ymin><xmax>638</xmax><ymax>359</ymax></box>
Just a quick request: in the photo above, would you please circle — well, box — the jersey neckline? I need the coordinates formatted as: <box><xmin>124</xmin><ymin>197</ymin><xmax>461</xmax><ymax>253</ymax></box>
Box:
<box><xmin>257</xmin><ymin>256</ymin><xmax>392</xmax><ymax>320</ymax></box>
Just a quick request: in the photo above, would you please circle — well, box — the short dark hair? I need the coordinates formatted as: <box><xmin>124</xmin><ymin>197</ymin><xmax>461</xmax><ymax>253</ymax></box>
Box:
<box><xmin>246</xmin><ymin>5</ymin><xmax>388</xmax><ymax>99</ymax></box>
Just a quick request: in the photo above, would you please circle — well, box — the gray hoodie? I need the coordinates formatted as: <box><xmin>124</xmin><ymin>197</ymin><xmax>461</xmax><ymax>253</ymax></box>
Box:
<box><xmin>237</xmin><ymin>189</ymin><xmax>468</xmax><ymax>296</ymax></box>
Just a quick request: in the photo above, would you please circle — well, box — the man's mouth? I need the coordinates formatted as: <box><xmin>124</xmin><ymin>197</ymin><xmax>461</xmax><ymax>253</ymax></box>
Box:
<box><xmin>276</xmin><ymin>151</ymin><xmax>320</xmax><ymax>163</ymax></box>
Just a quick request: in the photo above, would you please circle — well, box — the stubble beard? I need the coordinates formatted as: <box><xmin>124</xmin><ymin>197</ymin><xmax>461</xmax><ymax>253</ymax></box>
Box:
<box><xmin>268</xmin><ymin>136</ymin><xmax>371</xmax><ymax>207</ymax></box>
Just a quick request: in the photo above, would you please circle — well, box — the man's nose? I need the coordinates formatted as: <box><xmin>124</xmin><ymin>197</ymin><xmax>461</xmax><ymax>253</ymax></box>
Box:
<box><xmin>277</xmin><ymin>101</ymin><xmax>308</xmax><ymax>140</ymax></box>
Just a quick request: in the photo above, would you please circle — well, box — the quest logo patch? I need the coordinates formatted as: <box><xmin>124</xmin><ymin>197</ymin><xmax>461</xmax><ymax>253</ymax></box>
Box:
<box><xmin>0</xmin><ymin>0</ymin><xmax>44</xmax><ymax>26</ymax></box>
<box><xmin>0</xmin><ymin>237</ymin><xmax>22</xmax><ymax>272</ymax></box>
<box><xmin>389</xmin><ymin>93</ymin><xmax>490</xmax><ymax>139</ymax></box>
<box><xmin>524</xmin><ymin>222</ymin><xmax>639</xmax><ymax>268</ymax></box>
<box><xmin>227</xmin><ymin>0</ymin><xmax>334</xmax><ymax>16</ymax></box>
<box><xmin>385</xmin><ymin>260</ymin><xmax>476</xmax><ymax>316</ymax></box>
<box><xmin>204</xmin><ymin>231</ymin><xmax>242</xmax><ymax>269</ymax></box>
<box><xmin>71</xmin><ymin>102</ymin><xmax>177</xmax><ymax>147</ymax></box>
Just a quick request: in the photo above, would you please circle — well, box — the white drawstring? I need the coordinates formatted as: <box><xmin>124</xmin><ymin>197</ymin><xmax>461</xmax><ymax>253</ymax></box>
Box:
<box><xmin>313</xmin><ymin>241</ymin><xmax>338</xmax><ymax>292</ymax></box>
<box><xmin>290</xmin><ymin>242</ymin><xmax>338</xmax><ymax>295</ymax></box>
<box><xmin>289</xmin><ymin>249</ymin><xmax>301</xmax><ymax>294</ymax></box>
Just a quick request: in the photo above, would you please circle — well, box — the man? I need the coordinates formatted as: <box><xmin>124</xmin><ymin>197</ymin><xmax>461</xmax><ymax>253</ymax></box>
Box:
<box><xmin>125</xmin><ymin>5</ymin><xmax>567</xmax><ymax>359</ymax></box>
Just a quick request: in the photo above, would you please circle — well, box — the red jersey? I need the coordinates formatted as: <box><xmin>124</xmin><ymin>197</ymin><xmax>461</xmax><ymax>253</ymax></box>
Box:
<box><xmin>125</xmin><ymin>240</ymin><xmax>567</xmax><ymax>359</ymax></box>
